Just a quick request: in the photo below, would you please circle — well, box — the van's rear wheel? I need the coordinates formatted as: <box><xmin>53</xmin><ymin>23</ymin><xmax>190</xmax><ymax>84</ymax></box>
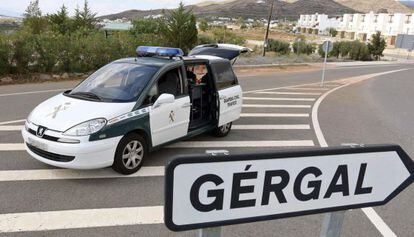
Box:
<box><xmin>112</xmin><ymin>133</ymin><xmax>147</xmax><ymax>175</ymax></box>
<box><xmin>213</xmin><ymin>122</ymin><xmax>232</xmax><ymax>137</ymax></box>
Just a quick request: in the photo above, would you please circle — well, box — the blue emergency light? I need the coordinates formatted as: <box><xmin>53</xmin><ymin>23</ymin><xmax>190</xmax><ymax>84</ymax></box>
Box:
<box><xmin>136</xmin><ymin>46</ymin><xmax>184</xmax><ymax>57</ymax></box>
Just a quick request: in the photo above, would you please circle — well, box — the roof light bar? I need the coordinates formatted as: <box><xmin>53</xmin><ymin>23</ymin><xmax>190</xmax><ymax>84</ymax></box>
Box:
<box><xmin>136</xmin><ymin>46</ymin><xmax>184</xmax><ymax>57</ymax></box>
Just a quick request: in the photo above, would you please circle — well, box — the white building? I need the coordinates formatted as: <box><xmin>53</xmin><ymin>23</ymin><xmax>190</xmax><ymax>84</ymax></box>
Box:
<box><xmin>298</xmin><ymin>13</ymin><xmax>342</xmax><ymax>35</ymax></box>
<box><xmin>298</xmin><ymin>12</ymin><xmax>414</xmax><ymax>45</ymax></box>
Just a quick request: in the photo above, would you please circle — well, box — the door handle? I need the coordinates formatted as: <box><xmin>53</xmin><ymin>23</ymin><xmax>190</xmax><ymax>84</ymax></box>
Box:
<box><xmin>182</xmin><ymin>102</ymin><xmax>192</xmax><ymax>108</ymax></box>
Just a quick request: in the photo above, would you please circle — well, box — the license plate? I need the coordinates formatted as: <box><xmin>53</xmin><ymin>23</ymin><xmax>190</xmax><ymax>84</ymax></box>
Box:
<box><xmin>28</xmin><ymin>137</ymin><xmax>48</xmax><ymax>151</ymax></box>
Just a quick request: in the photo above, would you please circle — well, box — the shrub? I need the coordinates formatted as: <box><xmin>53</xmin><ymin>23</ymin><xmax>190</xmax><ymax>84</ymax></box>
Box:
<box><xmin>327</xmin><ymin>28</ymin><xmax>338</xmax><ymax>37</ymax></box>
<box><xmin>293</xmin><ymin>41</ymin><xmax>315</xmax><ymax>55</ymax></box>
<box><xmin>211</xmin><ymin>27</ymin><xmax>245</xmax><ymax>45</ymax></box>
<box><xmin>198</xmin><ymin>34</ymin><xmax>215</xmax><ymax>45</ymax></box>
<box><xmin>349</xmin><ymin>40</ymin><xmax>371</xmax><ymax>61</ymax></box>
<box><xmin>267</xmin><ymin>39</ymin><xmax>290</xmax><ymax>55</ymax></box>
<box><xmin>0</xmin><ymin>34</ymin><xmax>11</xmax><ymax>75</ymax></box>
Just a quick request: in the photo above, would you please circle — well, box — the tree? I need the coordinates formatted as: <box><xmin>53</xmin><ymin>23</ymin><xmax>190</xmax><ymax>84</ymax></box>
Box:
<box><xmin>368</xmin><ymin>31</ymin><xmax>386</xmax><ymax>61</ymax></box>
<box><xmin>131</xmin><ymin>18</ymin><xmax>160</xmax><ymax>35</ymax></box>
<box><xmin>48</xmin><ymin>4</ymin><xmax>72</xmax><ymax>35</ymax></box>
<box><xmin>198</xmin><ymin>19</ymin><xmax>209</xmax><ymax>32</ymax></box>
<box><xmin>74</xmin><ymin>0</ymin><xmax>97</xmax><ymax>31</ymax></box>
<box><xmin>159</xmin><ymin>2</ymin><xmax>198</xmax><ymax>53</ymax></box>
<box><xmin>328</xmin><ymin>27</ymin><xmax>338</xmax><ymax>37</ymax></box>
<box><xmin>23</xmin><ymin>0</ymin><xmax>47</xmax><ymax>34</ymax></box>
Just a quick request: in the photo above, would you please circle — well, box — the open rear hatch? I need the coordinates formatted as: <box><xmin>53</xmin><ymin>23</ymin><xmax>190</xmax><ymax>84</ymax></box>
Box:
<box><xmin>188</xmin><ymin>44</ymin><xmax>252</xmax><ymax>61</ymax></box>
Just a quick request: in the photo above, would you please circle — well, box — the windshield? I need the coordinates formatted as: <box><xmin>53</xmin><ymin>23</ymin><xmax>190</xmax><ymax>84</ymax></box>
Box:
<box><xmin>68</xmin><ymin>63</ymin><xmax>159</xmax><ymax>102</ymax></box>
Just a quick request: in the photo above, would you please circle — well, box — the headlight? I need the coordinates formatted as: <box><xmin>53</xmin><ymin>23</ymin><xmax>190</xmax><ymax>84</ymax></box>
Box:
<box><xmin>63</xmin><ymin>118</ymin><xmax>107</xmax><ymax>136</ymax></box>
<box><xmin>25</xmin><ymin>111</ymin><xmax>33</xmax><ymax>131</ymax></box>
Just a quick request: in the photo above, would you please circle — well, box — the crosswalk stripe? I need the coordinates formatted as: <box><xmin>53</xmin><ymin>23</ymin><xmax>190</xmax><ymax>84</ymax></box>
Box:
<box><xmin>243</xmin><ymin>97</ymin><xmax>315</xmax><ymax>101</ymax></box>
<box><xmin>0</xmin><ymin>125</ymin><xmax>23</xmax><ymax>131</ymax></box>
<box><xmin>0</xmin><ymin>206</ymin><xmax>164</xmax><ymax>233</ymax></box>
<box><xmin>243</xmin><ymin>104</ymin><xmax>311</xmax><ymax>108</ymax></box>
<box><xmin>254</xmin><ymin>91</ymin><xmax>321</xmax><ymax>96</ymax></box>
<box><xmin>167</xmin><ymin>140</ymin><xmax>314</xmax><ymax>148</ymax></box>
<box><xmin>0</xmin><ymin>119</ymin><xmax>26</xmax><ymax>125</ymax></box>
<box><xmin>0</xmin><ymin>166</ymin><xmax>165</xmax><ymax>182</ymax></box>
<box><xmin>0</xmin><ymin>143</ymin><xmax>25</xmax><ymax>151</ymax></box>
<box><xmin>233</xmin><ymin>125</ymin><xmax>310</xmax><ymax>130</ymax></box>
<box><xmin>285</xmin><ymin>87</ymin><xmax>330</xmax><ymax>91</ymax></box>
<box><xmin>241</xmin><ymin>113</ymin><xmax>309</xmax><ymax>117</ymax></box>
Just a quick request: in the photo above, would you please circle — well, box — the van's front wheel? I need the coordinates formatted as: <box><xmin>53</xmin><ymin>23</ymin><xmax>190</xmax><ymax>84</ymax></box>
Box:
<box><xmin>112</xmin><ymin>133</ymin><xmax>147</xmax><ymax>175</ymax></box>
<box><xmin>213</xmin><ymin>122</ymin><xmax>232</xmax><ymax>137</ymax></box>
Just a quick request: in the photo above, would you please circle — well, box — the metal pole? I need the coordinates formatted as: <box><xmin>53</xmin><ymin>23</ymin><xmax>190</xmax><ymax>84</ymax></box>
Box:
<box><xmin>198</xmin><ymin>150</ymin><xmax>230</xmax><ymax>237</ymax></box>
<box><xmin>199</xmin><ymin>227</ymin><xmax>222</xmax><ymax>237</ymax></box>
<box><xmin>321</xmin><ymin>42</ymin><xmax>329</xmax><ymax>87</ymax></box>
<box><xmin>262</xmin><ymin>0</ymin><xmax>275</xmax><ymax>57</ymax></box>
<box><xmin>319</xmin><ymin>211</ymin><xmax>346</xmax><ymax>237</ymax></box>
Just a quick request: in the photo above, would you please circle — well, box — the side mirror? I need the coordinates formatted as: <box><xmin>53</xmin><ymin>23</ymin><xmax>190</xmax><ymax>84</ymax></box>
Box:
<box><xmin>153</xmin><ymin>93</ymin><xmax>175</xmax><ymax>109</ymax></box>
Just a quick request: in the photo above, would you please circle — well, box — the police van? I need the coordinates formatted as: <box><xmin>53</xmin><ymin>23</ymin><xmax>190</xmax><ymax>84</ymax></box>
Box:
<box><xmin>22</xmin><ymin>44</ymin><xmax>248</xmax><ymax>174</ymax></box>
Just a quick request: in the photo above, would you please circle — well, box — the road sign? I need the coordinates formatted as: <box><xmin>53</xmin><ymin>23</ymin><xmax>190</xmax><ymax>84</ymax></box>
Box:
<box><xmin>322</xmin><ymin>41</ymin><xmax>333</xmax><ymax>53</ymax></box>
<box><xmin>164</xmin><ymin>145</ymin><xmax>414</xmax><ymax>231</ymax></box>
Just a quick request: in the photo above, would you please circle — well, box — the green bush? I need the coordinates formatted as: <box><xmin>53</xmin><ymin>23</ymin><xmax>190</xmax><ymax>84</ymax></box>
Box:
<box><xmin>292</xmin><ymin>41</ymin><xmax>315</xmax><ymax>55</ymax></box>
<box><xmin>198</xmin><ymin>34</ymin><xmax>215</xmax><ymax>45</ymax></box>
<box><xmin>317</xmin><ymin>40</ymin><xmax>372</xmax><ymax>61</ymax></box>
<box><xmin>267</xmin><ymin>39</ymin><xmax>290</xmax><ymax>55</ymax></box>
<box><xmin>349</xmin><ymin>40</ymin><xmax>371</xmax><ymax>61</ymax></box>
<box><xmin>211</xmin><ymin>27</ymin><xmax>245</xmax><ymax>45</ymax></box>
<box><xmin>0</xmin><ymin>34</ymin><xmax>11</xmax><ymax>76</ymax></box>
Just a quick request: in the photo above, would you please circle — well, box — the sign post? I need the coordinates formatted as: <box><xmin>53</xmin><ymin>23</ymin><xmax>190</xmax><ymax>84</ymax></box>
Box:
<box><xmin>165</xmin><ymin>145</ymin><xmax>414</xmax><ymax>233</ymax></box>
<box><xmin>321</xmin><ymin>40</ymin><xmax>333</xmax><ymax>87</ymax></box>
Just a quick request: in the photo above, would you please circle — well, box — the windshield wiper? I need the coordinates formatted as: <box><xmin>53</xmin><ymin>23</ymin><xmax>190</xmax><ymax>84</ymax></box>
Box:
<box><xmin>70</xmin><ymin>92</ymin><xmax>103</xmax><ymax>101</ymax></box>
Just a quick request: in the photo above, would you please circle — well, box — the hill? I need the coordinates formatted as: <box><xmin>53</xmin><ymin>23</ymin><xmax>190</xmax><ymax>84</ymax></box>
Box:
<box><xmin>399</xmin><ymin>1</ymin><xmax>414</xmax><ymax>9</ymax></box>
<box><xmin>100</xmin><ymin>0</ymin><xmax>356</xmax><ymax>20</ymax></box>
<box><xmin>334</xmin><ymin>0</ymin><xmax>412</xmax><ymax>13</ymax></box>
<box><xmin>99</xmin><ymin>0</ymin><xmax>412</xmax><ymax>21</ymax></box>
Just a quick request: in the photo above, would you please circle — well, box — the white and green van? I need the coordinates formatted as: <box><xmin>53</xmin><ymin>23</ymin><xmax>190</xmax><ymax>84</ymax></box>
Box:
<box><xmin>22</xmin><ymin>44</ymin><xmax>248</xmax><ymax>174</ymax></box>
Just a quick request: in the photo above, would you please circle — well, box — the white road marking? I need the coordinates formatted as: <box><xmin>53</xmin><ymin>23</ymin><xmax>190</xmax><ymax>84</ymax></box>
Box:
<box><xmin>243</xmin><ymin>104</ymin><xmax>311</xmax><ymax>108</ymax></box>
<box><xmin>167</xmin><ymin>140</ymin><xmax>314</xmax><ymax>148</ymax></box>
<box><xmin>311</xmin><ymin>69</ymin><xmax>410</xmax><ymax>237</ymax></box>
<box><xmin>0</xmin><ymin>119</ymin><xmax>26</xmax><ymax>125</ymax></box>
<box><xmin>0</xmin><ymin>166</ymin><xmax>164</xmax><ymax>182</ymax></box>
<box><xmin>241</xmin><ymin>113</ymin><xmax>309</xmax><ymax>117</ymax></box>
<box><xmin>0</xmin><ymin>88</ymin><xmax>70</xmax><ymax>97</ymax></box>
<box><xmin>0</xmin><ymin>143</ymin><xmax>25</xmax><ymax>151</ymax></box>
<box><xmin>233</xmin><ymin>125</ymin><xmax>310</xmax><ymax>130</ymax></box>
<box><xmin>362</xmin><ymin>208</ymin><xmax>397</xmax><ymax>237</ymax></box>
<box><xmin>0</xmin><ymin>206</ymin><xmax>163</xmax><ymax>233</ymax></box>
<box><xmin>285</xmin><ymin>87</ymin><xmax>330</xmax><ymax>91</ymax></box>
<box><xmin>254</xmin><ymin>91</ymin><xmax>321</xmax><ymax>96</ymax></box>
<box><xmin>243</xmin><ymin>97</ymin><xmax>315</xmax><ymax>101</ymax></box>
<box><xmin>0</xmin><ymin>125</ymin><xmax>23</xmax><ymax>131</ymax></box>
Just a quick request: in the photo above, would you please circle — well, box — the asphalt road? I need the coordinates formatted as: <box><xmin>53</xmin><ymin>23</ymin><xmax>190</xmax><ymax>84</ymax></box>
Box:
<box><xmin>0</xmin><ymin>62</ymin><xmax>413</xmax><ymax>236</ymax></box>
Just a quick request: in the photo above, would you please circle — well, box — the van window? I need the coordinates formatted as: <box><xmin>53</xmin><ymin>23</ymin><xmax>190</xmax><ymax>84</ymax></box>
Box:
<box><xmin>158</xmin><ymin>68</ymin><xmax>183</xmax><ymax>97</ymax></box>
<box><xmin>213</xmin><ymin>62</ymin><xmax>237</xmax><ymax>89</ymax></box>
<box><xmin>142</xmin><ymin>68</ymin><xmax>183</xmax><ymax>107</ymax></box>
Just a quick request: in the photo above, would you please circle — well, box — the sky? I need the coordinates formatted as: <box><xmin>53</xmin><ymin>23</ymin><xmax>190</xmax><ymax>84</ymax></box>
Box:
<box><xmin>0</xmin><ymin>0</ymin><xmax>226</xmax><ymax>16</ymax></box>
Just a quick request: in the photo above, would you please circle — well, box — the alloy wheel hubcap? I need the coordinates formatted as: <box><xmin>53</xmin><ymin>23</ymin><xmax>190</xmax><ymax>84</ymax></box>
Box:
<box><xmin>122</xmin><ymin>140</ymin><xmax>143</xmax><ymax>169</ymax></box>
<box><xmin>220</xmin><ymin>123</ymin><xmax>231</xmax><ymax>133</ymax></box>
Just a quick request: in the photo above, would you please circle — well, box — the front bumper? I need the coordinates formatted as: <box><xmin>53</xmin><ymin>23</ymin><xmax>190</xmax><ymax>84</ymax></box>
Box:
<box><xmin>22</xmin><ymin>128</ymin><xmax>122</xmax><ymax>169</ymax></box>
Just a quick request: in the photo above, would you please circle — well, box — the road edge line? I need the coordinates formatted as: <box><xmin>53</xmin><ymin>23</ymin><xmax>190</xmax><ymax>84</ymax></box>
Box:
<box><xmin>311</xmin><ymin>73</ymin><xmax>403</xmax><ymax>237</ymax></box>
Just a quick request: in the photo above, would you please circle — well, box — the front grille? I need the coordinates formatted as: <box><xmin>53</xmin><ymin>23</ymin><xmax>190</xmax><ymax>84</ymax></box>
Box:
<box><xmin>26</xmin><ymin>143</ymin><xmax>75</xmax><ymax>162</ymax></box>
<box><xmin>28</xmin><ymin>128</ymin><xmax>59</xmax><ymax>142</ymax></box>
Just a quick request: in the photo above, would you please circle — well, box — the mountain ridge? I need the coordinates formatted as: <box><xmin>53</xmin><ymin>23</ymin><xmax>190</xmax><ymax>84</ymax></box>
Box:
<box><xmin>99</xmin><ymin>0</ymin><xmax>413</xmax><ymax>20</ymax></box>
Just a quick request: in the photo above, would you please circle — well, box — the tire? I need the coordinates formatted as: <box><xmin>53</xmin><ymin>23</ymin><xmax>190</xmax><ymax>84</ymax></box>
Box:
<box><xmin>213</xmin><ymin>122</ymin><xmax>232</xmax><ymax>137</ymax></box>
<box><xmin>112</xmin><ymin>133</ymin><xmax>147</xmax><ymax>175</ymax></box>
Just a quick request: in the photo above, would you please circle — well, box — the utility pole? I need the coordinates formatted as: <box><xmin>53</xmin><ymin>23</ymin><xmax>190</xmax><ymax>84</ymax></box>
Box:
<box><xmin>262</xmin><ymin>0</ymin><xmax>275</xmax><ymax>57</ymax></box>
